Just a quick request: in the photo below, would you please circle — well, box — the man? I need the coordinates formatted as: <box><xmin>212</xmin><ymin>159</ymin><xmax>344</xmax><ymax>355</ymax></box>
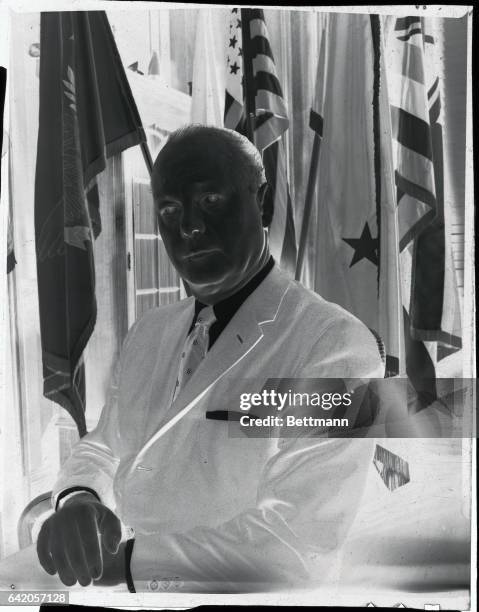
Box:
<box><xmin>37</xmin><ymin>125</ymin><xmax>384</xmax><ymax>592</ymax></box>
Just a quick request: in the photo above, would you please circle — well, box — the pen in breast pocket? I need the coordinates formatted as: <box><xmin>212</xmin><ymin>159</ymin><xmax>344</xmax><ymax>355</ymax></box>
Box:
<box><xmin>205</xmin><ymin>410</ymin><xmax>260</xmax><ymax>420</ymax></box>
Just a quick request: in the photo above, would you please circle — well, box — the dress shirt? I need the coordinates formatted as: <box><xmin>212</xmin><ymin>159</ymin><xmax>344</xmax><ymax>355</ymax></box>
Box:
<box><xmin>188</xmin><ymin>255</ymin><xmax>275</xmax><ymax>349</ymax></box>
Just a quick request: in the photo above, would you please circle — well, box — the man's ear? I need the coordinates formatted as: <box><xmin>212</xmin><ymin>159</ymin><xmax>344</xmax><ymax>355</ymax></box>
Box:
<box><xmin>257</xmin><ymin>182</ymin><xmax>273</xmax><ymax>228</ymax></box>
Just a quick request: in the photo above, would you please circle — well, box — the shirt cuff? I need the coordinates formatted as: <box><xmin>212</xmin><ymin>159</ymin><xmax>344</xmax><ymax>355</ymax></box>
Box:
<box><xmin>54</xmin><ymin>486</ymin><xmax>101</xmax><ymax>511</ymax></box>
<box><xmin>125</xmin><ymin>538</ymin><xmax>136</xmax><ymax>593</ymax></box>
<box><xmin>128</xmin><ymin>532</ymin><xmax>186</xmax><ymax>592</ymax></box>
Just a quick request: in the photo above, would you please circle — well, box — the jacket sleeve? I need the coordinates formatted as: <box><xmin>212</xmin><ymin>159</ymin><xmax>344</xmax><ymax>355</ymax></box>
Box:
<box><xmin>51</xmin><ymin>319</ymin><xmax>141</xmax><ymax>512</ymax></box>
<box><xmin>129</xmin><ymin>316</ymin><xmax>385</xmax><ymax>592</ymax></box>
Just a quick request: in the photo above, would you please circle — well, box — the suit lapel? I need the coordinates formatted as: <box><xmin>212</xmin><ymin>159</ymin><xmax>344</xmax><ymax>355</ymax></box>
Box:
<box><xmin>168</xmin><ymin>305</ymin><xmax>264</xmax><ymax>418</ymax></box>
<box><xmin>132</xmin><ymin>266</ymin><xmax>292</xmax><ymax>468</ymax></box>
<box><xmin>171</xmin><ymin>266</ymin><xmax>292</xmax><ymax>415</ymax></box>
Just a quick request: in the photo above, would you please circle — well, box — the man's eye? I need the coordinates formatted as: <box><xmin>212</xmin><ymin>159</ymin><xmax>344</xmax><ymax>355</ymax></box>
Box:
<box><xmin>201</xmin><ymin>194</ymin><xmax>223</xmax><ymax>207</ymax></box>
<box><xmin>159</xmin><ymin>205</ymin><xmax>180</xmax><ymax>218</ymax></box>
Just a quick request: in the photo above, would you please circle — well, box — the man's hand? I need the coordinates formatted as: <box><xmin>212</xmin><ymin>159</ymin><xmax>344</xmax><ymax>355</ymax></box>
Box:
<box><xmin>36</xmin><ymin>491</ymin><xmax>124</xmax><ymax>587</ymax></box>
<box><xmin>92</xmin><ymin>540</ymin><xmax>127</xmax><ymax>586</ymax></box>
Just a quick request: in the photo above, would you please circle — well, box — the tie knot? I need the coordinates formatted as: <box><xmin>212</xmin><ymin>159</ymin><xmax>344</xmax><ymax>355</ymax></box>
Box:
<box><xmin>196</xmin><ymin>305</ymin><xmax>216</xmax><ymax>328</ymax></box>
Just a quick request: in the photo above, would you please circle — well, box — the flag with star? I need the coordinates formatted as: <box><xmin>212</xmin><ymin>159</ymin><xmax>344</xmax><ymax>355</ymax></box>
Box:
<box><xmin>302</xmin><ymin>12</ymin><xmax>402</xmax><ymax>375</ymax></box>
<box><xmin>35</xmin><ymin>11</ymin><xmax>146</xmax><ymax>436</ymax></box>
<box><xmin>302</xmin><ymin>13</ymin><xmax>461</xmax><ymax>398</ymax></box>
<box><xmin>224</xmin><ymin>8</ymin><xmax>297</xmax><ymax>276</ymax></box>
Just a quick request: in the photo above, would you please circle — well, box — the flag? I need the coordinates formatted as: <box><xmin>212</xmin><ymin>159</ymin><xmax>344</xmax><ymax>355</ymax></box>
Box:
<box><xmin>298</xmin><ymin>11</ymin><xmax>468</xmax><ymax>488</ymax></box>
<box><xmin>224</xmin><ymin>8</ymin><xmax>297</xmax><ymax>275</ymax></box>
<box><xmin>295</xmin><ymin>25</ymin><xmax>327</xmax><ymax>280</ymax></box>
<box><xmin>302</xmin><ymin>12</ymin><xmax>462</xmax><ymax>404</ymax></box>
<box><xmin>303</xmin><ymin>13</ymin><xmax>400</xmax><ymax>374</ymax></box>
<box><xmin>385</xmin><ymin>16</ymin><xmax>462</xmax><ymax>399</ymax></box>
<box><xmin>191</xmin><ymin>8</ymin><xmax>225</xmax><ymax>126</ymax></box>
<box><xmin>35</xmin><ymin>11</ymin><xmax>146</xmax><ymax>436</ymax></box>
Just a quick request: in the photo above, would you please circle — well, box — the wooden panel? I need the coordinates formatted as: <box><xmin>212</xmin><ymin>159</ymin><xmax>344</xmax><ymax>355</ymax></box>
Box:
<box><xmin>136</xmin><ymin>293</ymin><xmax>159</xmax><ymax>319</ymax></box>
<box><xmin>131</xmin><ymin>175</ymin><xmax>181</xmax><ymax>318</ymax></box>
<box><xmin>158</xmin><ymin>240</ymin><xmax>180</xmax><ymax>290</ymax></box>
<box><xmin>159</xmin><ymin>288</ymin><xmax>181</xmax><ymax>306</ymax></box>
<box><xmin>133</xmin><ymin>180</ymin><xmax>156</xmax><ymax>234</ymax></box>
<box><xmin>135</xmin><ymin>239</ymin><xmax>159</xmax><ymax>290</ymax></box>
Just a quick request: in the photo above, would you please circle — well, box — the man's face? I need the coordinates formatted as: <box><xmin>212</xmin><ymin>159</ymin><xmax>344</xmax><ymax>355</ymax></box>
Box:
<box><xmin>152</xmin><ymin>136</ymin><xmax>266</xmax><ymax>295</ymax></box>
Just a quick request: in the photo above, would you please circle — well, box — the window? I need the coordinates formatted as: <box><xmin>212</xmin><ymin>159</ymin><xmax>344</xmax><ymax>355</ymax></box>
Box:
<box><xmin>132</xmin><ymin>177</ymin><xmax>183</xmax><ymax>318</ymax></box>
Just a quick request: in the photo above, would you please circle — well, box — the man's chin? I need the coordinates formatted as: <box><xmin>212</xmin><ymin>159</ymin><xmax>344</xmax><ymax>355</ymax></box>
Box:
<box><xmin>183</xmin><ymin>271</ymin><xmax>227</xmax><ymax>288</ymax></box>
<box><xmin>181</xmin><ymin>266</ymin><xmax>233</xmax><ymax>293</ymax></box>
<box><xmin>177</xmin><ymin>255</ymin><xmax>228</xmax><ymax>282</ymax></box>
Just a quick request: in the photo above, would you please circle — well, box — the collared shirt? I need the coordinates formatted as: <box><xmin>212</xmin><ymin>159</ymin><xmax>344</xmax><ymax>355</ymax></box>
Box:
<box><xmin>188</xmin><ymin>256</ymin><xmax>275</xmax><ymax>349</ymax></box>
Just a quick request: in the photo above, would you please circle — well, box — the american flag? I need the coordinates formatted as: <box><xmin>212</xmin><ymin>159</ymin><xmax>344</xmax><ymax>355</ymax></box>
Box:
<box><xmin>224</xmin><ymin>8</ymin><xmax>297</xmax><ymax>276</ymax></box>
<box><xmin>224</xmin><ymin>9</ymin><xmax>244</xmax><ymax>132</ymax></box>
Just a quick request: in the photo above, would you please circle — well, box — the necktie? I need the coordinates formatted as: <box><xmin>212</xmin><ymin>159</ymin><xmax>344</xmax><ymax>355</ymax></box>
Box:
<box><xmin>172</xmin><ymin>305</ymin><xmax>216</xmax><ymax>402</ymax></box>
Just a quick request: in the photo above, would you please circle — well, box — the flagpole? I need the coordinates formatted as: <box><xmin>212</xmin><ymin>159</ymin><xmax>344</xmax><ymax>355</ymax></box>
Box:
<box><xmin>370</xmin><ymin>14</ymin><xmax>382</xmax><ymax>288</ymax></box>
<box><xmin>295</xmin><ymin>132</ymin><xmax>321</xmax><ymax>281</ymax></box>
<box><xmin>295</xmin><ymin>28</ymin><xmax>327</xmax><ymax>282</ymax></box>
<box><xmin>240</xmin><ymin>9</ymin><xmax>255</xmax><ymax>144</ymax></box>
<box><xmin>140</xmin><ymin>139</ymin><xmax>154</xmax><ymax>177</ymax></box>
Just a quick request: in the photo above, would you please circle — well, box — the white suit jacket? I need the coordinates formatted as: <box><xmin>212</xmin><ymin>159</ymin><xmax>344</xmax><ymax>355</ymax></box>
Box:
<box><xmin>52</xmin><ymin>266</ymin><xmax>385</xmax><ymax>592</ymax></box>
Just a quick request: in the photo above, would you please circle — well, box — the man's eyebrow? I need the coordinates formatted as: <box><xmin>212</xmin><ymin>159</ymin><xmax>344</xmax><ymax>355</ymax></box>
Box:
<box><xmin>179</xmin><ymin>180</ymin><xmax>223</xmax><ymax>191</ymax></box>
<box><xmin>155</xmin><ymin>193</ymin><xmax>182</xmax><ymax>202</ymax></box>
<box><xmin>193</xmin><ymin>180</ymin><xmax>219</xmax><ymax>187</ymax></box>
<box><xmin>153</xmin><ymin>180</ymin><xmax>228</xmax><ymax>201</ymax></box>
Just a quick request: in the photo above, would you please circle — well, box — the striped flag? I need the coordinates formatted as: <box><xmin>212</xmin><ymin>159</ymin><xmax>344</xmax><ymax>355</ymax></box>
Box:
<box><xmin>386</xmin><ymin>16</ymin><xmax>462</xmax><ymax>393</ymax></box>
<box><xmin>224</xmin><ymin>8</ymin><xmax>297</xmax><ymax>275</ymax></box>
<box><xmin>224</xmin><ymin>9</ymin><xmax>245</xmax><ymax>134</ymax></box>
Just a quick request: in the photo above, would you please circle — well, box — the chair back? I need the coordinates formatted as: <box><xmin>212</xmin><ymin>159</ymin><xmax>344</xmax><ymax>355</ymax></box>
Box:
<box><xmin>17</xmin><ymin>491</ymin><xmax>53</xmax><ymax>549</ymax></box>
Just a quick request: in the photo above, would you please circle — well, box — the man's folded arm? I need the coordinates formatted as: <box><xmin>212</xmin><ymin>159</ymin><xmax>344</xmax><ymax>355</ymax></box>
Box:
<box><xmin>51</xmin><ymin>356</ymin><xmax>123</xmax><ymax>512</ymax></box>
<box><xmin>128</xmin><ymin>316</ymin><xmax>384</xmax><ymax>591</ymax></box>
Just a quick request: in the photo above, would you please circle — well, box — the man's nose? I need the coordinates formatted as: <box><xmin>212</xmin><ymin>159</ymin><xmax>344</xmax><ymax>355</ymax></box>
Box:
<box><xmin>179</xmin><ymin>204</ymin><xmax>205</xmax><ymax>240</ymax></box>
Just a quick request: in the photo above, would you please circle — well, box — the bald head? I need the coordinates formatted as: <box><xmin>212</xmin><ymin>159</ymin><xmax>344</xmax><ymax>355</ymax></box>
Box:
<box><xmin>152</xmin><ymin>125</ymin><xmax>266</xmax><ymax>199</ymax></box>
